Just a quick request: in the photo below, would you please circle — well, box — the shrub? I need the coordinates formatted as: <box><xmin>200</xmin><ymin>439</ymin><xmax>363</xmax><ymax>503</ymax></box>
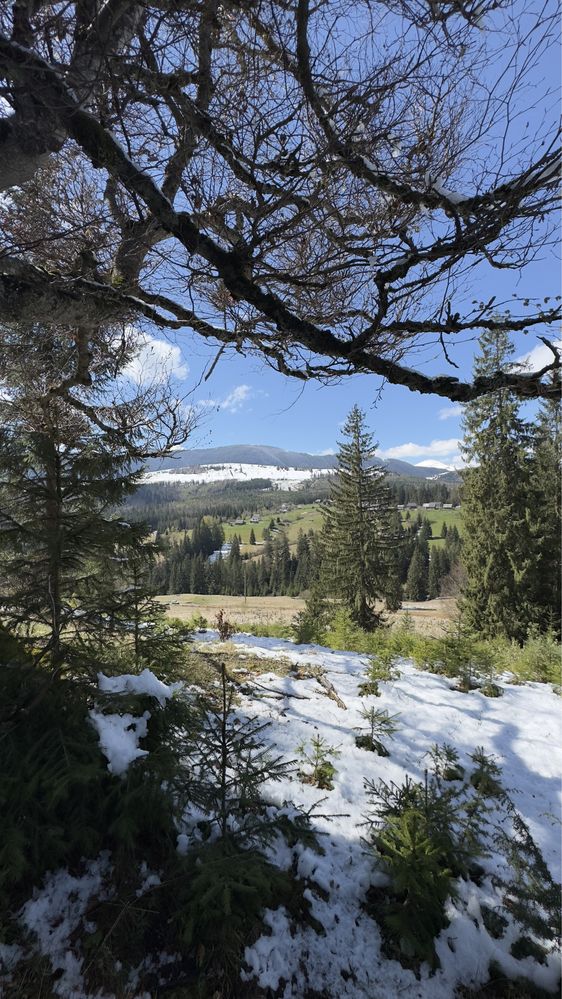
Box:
<box><xmin>215</xmin><ymin>609</ymin><xmax>236</xmax><ymax>642</ymax></box>
<box><xmin>189</xmin><ymin>613</ymin><xmax>209</xmax><ymax>632</ymax></box>
<box><xmin>297</xmin><ymin>735</ymin><xmax>340</xmax><ymax>790</ymax></box>
<box><xmin>373</xmin><ymin>805</ymin><xmax>454</xmax><ymax>966</ymax></box>
<box><xmin>365</xmin><ymin>744</ymin><xmax>561</xmax><ymax>972</ymax></box>
<box><xmin>355</xmin><ymin>706</ymin><xmax>400</xmax><ymax>756</ymax></box>
<box><xmin>292</xmin><ymin>588</ymin><xmax>331</xmax><ymax>645</ymax></box>
<box><xmin>428</xmin><ymin>742</ymin><xmax>465</xmax><ymax>782</ymax></box>
<box><xmin>1</xmin><ymin>657</ymin><xmax>317</xmax><ymax>997</ymax></box>
<box><xmin>367</xmin><ymin>648</ymin><xmax>402</xmax><ymax>682</ymax></box>
<box><xmin>510</xmin><ymin>630</ymin><xmax>560</xmax><ymax>685</ymax></box>
<box><xmin>365</xmin><ymin>753</ymin><xmax>494</xmax><ymax>966</ymax></box>
<box><xmin>240</xmin><ymin>620</ymin><xmax>293</xmax><ymax>639</ymax></box>
<box><xmin>169</xmin><ymin>840</ymin><xmax>302</xmax><ymax>994</ymax></box>
<box><xmin>324</xmin><ymin>608</ymin><xmax>378</xmax><ymax>654</ymax></box>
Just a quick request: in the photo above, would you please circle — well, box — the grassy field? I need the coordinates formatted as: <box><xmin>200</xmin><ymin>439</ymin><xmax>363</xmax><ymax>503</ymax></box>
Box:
<box><xmin>401</xmin><ymin>505</ymin><xmax>463</xmax><ymax>532</ymax></box>
<box><xmin>159</xmin><ymin>593</ymin><xmax>305</xmax><ymax>628</ymax></box>
<box><xmin>167</xmin><ymin>503</ymin><xmax>462</xmax><ymax>552</ymax></box>
<box><xmin>222</xmin><ymin>503</ymin><xmax>324</xmax><ymax>544</ymax></box>
<box><xmin>401</xmin><ymin>505</ymin><xmax>463</xmax><ymax>546</ymax></box>
<box><xmin>157</xmin><ymin>593</ymin><xmax>457</xmax><ymax>634</ymax></box>
<box><xmin>227</xmin><ymin>505</ymin><xmax>462</xmax><ymax>545</ymax></box>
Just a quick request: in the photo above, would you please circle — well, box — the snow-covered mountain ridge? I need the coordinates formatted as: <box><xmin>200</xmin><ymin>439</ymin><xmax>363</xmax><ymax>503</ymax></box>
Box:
<box><xmin>143</xmin><ymin>463</ymin><xmax>331</xmax><ymax>489</ymax></box>
<box><xmin>145</xmin><ymin>444</ymin><xmax>461</xmax><ymax>485</ymax></box>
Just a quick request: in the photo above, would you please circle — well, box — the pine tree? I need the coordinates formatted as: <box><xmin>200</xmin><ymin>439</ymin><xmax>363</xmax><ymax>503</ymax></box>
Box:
<box><xmin>227</xmin><ymin>536</ymin><xmax>242</xmax><ymax>594</ymax></box>
<box><xmin>317</xmin><ymin>405</ymin><xmax>402</xmax><ymax>630</ymax></box>
<box><xmin>190</xmin><ymin>554</ymin><xmax>207</xmax><ymax>594</ymax></box>
<box><xmin>249</xmin><ymin>528</ymin><xmax>256</xmax><ymax>545</ymax></box>
<box><xmin>294</xmin><ymin>531</ymin><xmax>311</xmax><ymax>592</ymax></box>
<box><xmin>428</xmin><ymin>549</ymin><xmax>442</xmax><ymax>600</ymax></box>
<box><xmin>460</xmin><ymin>329</ymin><xmax>541</xmax><ymax>642</ymax></box>
<box><xmin>529</xmin><ymin>389</ymin><xmax>561</xmax><ymax>635</ymax></box>
<box><xmin>0</xmin><ymin>324</ymin><xmax>189</xmax><ymax>670</ymax></box>
<box><xmin>404</xmin><ymin>540</ymin><xmax>429</xmax><ymax>601</ymax></box>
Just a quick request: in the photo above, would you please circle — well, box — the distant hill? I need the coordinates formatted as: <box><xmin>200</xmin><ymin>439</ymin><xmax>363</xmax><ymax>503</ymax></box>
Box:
<box><xmin>147</xmin><ymin>444</ymin><xmax>460</xmax><ymax>482</ymax></box>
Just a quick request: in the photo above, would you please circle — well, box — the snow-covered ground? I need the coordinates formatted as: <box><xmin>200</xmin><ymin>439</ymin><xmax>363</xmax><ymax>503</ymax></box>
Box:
<box><xmin>204</xmin><ymin>633</ymin><xmax>562</xmax><ymax>997</ymax></box>
<box><xmin>3</xmin><ymin>637</ymin><xmax>560</xmax><ymax>998</ymax></box>
<box><xmin>143</xmin><ymin>463</ymin><xmax>333</xmax><ymax>489</ymax></box>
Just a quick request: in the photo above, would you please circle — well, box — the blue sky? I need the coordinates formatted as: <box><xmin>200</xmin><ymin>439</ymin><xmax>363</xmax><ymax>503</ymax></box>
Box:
<box><xmin>130</xmin><ymin>212</ymin><xmax>559</xmax><ymax>467</ymax></box>
<box><xmin>132</xmin><ymin>286</ymin><xmax>558</xmax><ymax>468</ymax></box>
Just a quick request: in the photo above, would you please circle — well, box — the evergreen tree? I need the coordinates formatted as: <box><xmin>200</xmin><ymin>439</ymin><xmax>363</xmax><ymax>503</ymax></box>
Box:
<box><xmin>294</xmin><ymin>531</ymin><xmax>311</xmax><ymax>592</ymax></box>
<box><xmin>428</xmin><ymin>549</ymin><xmax>442</xmax><ymax>600</ymax></box>
<box><xmin>0</xmin><ymin>334</ymin><xmax>141</xmax><ymax>666</ymax></box>
<box><xmin>460</xmin><ymin>329</ymin><xmax>541</xmax><ymax>642</ymax></box>
<box><xmin>249</xmin><ymin>528</ymin><xmax>256</xmax><ymax>545</ymax></box>
<box><xmin>227</xmin><ymin>536</ymin><xmax>243</xmax><ymax>594</ymax></box>
<box><xmin>245</xmin><ymin>560</ymin><xmax>259</xmax><ymax>596</ymax></box>
<box><xmin>385</xmin><ymin>511</ymin><xmax>407</xmax><ymax>610</ymax></box>
<box><xmin>0</xmin><ymin>323</ymin><xmax>190</xmax><ymax>673</ymax></box>
<box><xmin>317</xmin><ymin>405</ymin><xmax>402</xmax><ymax>630</ymax></box>
<box><xmin>190</xmin><ymin>554</ymin><xmax>207</xmax><ymax>594</ymax></box>
<box><xmin>529</xmin><ymin>389</ymin><xmax>561</xmax><ymax>635</ymax></box>
<box><xmin>404</xmin><ymin>540</ymin><xmax>429</xmax><ymax>601</ymax></box>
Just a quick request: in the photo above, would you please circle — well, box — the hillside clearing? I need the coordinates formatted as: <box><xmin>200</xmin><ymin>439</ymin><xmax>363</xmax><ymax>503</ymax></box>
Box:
<box><xmin>157</xmin><ymin>593</ymin><xmax>458</xmax><ymax>633</ymax></box>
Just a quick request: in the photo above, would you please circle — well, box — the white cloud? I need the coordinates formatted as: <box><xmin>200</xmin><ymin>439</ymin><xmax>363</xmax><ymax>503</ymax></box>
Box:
<box><xmin>197</xmin><ymin>384</ymin><xmax>253</xmax><ymax>414</ymax></box>
<box><xmin>514</xmin><ymin>339</ymin><xmax>561</xmax><ymax>372</ymax></box>
<box><xmin>124</xmin><ymin>333</ymin><xmax>188</xmax><ymax>384</ymax></box>
<box><xmin>221</xmin><ymin>384</ymin><xmax>252</xmax><ymax>412</ymax></box>
<box><xmin>378</xmin><ymin>438</ymin><xmax>460</xmax><ymax>461</ymax></box>
<box><xmin>438</xmin><ymin>404</ymin><xmax>463</xmax><ymax>421</ymax></box>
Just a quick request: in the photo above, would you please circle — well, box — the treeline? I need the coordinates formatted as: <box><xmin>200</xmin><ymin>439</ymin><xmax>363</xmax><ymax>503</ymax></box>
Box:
<box><xmin>125</xmin><ymin>475</ymin><xmax>459</xmax><ymax>536</ymax></box>
<box><xmin>150</xmin><ymin>529</ymin><xmax>321</xmax><ymax>597</ymax></box>
<box><xmin>125</xmin><ymin>477</ymin><xmax>332</xmax><ymax>533</ymax></box>
<box><xmin>151</xmin><ymin>512</ymin><xmax>461</xmax><ymax>600</ymax></box>
<box><xmin>391</xmin><ymin>477</ymin><xmax>460</xmax><ymax>506</ymax></box>
<box><xmin>403</xmin><ymin>521</ymin><xmax>461</xmax><ymax>600</ymax></box>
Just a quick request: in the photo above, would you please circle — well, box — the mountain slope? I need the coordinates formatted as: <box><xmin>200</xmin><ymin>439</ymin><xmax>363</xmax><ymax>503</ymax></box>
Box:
<box><xmin>147</xmin><ymin>444</ymin><xmax>460</xmax><ymax>481</ymax></box>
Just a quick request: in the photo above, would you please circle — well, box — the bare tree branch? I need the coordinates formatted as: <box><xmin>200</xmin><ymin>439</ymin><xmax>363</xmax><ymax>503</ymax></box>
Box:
<box><xmin>0</xmin><ymin>0</ymin><xmax>559</xmax><ymax>401</ymax></box>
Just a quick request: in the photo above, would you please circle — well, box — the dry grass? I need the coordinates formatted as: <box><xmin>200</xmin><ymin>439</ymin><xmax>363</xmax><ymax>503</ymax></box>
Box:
<box><xmin>156</xmin><ymin>593</ymin><xmax>305</xmax><ymax>627</ymax></box>
<box><xmin>156</xmin><ymin>593</ymin><xmax>457</xmax><ymax>635</ymax></box>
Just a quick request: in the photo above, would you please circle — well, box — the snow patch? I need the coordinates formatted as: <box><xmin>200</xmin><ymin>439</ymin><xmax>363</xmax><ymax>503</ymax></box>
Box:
<box><xmin>20</xmin><ymin>854</ymin><xmax>112</xmax><ymax>998</ymax></box>
<box><xmin>97</xmin><ymin>668</ymin><xmax>181</xmax><ymax>704</ymax></box>
<box><xmin>89</xmin><ymin>709</ymin><xmax>151</xmax><ymax>776</ymax></box>
<box><xmin>143</xmin><ymin>463</ymin><xmax>334</xmax><ymax>490</ymax></box>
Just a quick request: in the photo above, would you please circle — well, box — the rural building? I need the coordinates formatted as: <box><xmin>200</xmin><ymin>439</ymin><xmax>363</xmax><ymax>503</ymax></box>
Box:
<box><xmin>250</xmin><ymin>514</ymin><xmax>260</xmax><ymax>523</ymax></box>
<box><xmin>208</xmin><ymin>542</ymin><xmax>232</xmax><ymax>564</ymax></box>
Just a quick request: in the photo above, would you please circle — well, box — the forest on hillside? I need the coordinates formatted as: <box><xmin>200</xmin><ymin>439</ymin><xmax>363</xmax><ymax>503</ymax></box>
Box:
<box><xmin>124</xmin><ymin>475</ymin><xmax>460</xmax><ymax>534</ymax></box>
